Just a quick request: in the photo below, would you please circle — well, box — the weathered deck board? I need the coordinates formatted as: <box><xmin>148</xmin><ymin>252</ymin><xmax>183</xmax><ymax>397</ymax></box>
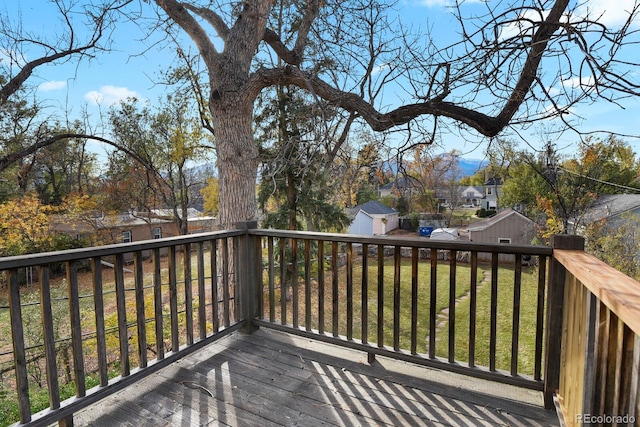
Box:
<box><xmin>73</xmin><ymin>329</ymin><xmax>559</xmax><ymax>426</ymax></box>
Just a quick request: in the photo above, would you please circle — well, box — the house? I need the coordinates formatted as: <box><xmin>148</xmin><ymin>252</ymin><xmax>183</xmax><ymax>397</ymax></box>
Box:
<box><xmin>466</xmin><ymin>208</ymin><xmax>538</xmax><ymax>262</ymax></box>
<box><xmin>573</xmin><ymin>194</ymin><xmax>640</xmax><ymax>230</ymax></box>
<box><xmin>347</xmin><ymin>200</ymin><xmax>399</xmax><ymax>236</ymax></box>
<box><xmin>459</xmin><ymin>185</ymin><xmax>484</xmax><ymax>207</ymax></box>
<box><xmin>51</xmin><ymin>211</ymin><xmax>180</xmax><ymax>262</ymax></box>
<box><xmin>480</xmin><ymin>177</ymin><xmax>503</xmax><ymax>210</ymax></box>
<box><xmin>378</xmin><ymin>176</ymin><xmax>421</xmax><ymax>199</ymax></box>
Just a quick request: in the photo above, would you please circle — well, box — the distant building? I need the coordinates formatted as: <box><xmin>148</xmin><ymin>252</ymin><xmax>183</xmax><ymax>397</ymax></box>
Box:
<box><xmin>481</xmin><ymin>177</ymin><xmax>503</xmax><ymax>210</ymax></box>
<box><xmin>347</xmin><ymin>200</ymin><xmax>399</xmax><ymax>236</ymax></box>
<box><xmin>572</xmin><ymin>194</ymin><xmax>640</xmax><ymax>231</ymax></box>
<box><xmin>466</xmin><ymin>208</ymin><xmax>537</xmax><ymax>262</ymax></box>
<box><xmin>459</xmin><ymin>185</ymin><xmax>484</xmax><ymax>207</ymax></box>
<box><xmin>378</xmin><ymin>176</ymin><xmax>421</xmax><ymax>199</ymax></box>
<box><xmin>51</xmin><ymin>211</ymin><xmax>180</xmax><ymax>262</ymax></box>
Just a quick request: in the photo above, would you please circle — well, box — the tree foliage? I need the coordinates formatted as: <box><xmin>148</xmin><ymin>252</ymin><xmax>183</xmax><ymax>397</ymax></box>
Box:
<box><xmin>0</xmin><ymin>195</ymin><xmax>56</xmax><ymax>256</ymax></box>
<box><xmin>106</xmin><ymin>97</ymin><xmax>213</xmax><ymax>234</ymax></box>
<box><xmin>500</xmin><ymin>136</ymin><xmax>640</xmax><ymax>235</ymax></box>
<box><xmin>585</xmin><ymin>213</ymin><xmax>640</xmax><ymax>281</ymax></box>
<box><xmin>256</xmin><ymin>86</ymin><xmax>350</xmax><ymax>231</ymax></box>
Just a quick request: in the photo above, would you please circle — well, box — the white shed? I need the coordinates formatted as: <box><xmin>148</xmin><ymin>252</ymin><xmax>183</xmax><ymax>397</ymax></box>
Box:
<box><xmin>347</xmin><ymin>201</ymin><xmax>399</xmax><ymax>236</ymax></box>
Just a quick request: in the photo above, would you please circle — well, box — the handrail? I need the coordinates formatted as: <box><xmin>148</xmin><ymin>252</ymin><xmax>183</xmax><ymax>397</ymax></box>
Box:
<box><xmin>0</xmin><ymin>229</ymin><xmax>244</xmax><ymax>269</ymax></box>
<box><xmin>553</xmin><ymin>248</ymin><xmax>640</xmax><ymax>336</ymax></box>
<box><xmin>251</xmin><ymin>228</ymin><xmax>553</xmax><ymax>255</ymax></box>
<box><xmin>547</xmin><ymin>236</ymin><xmax>640</xmax><ymax>425</ymax></box>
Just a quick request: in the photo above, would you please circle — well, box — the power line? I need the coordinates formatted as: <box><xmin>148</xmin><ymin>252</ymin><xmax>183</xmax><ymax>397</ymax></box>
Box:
<box><xmin>556</xmin><ymin>166</ymin><xmax>640</xmax><ymax>193</ymax></box>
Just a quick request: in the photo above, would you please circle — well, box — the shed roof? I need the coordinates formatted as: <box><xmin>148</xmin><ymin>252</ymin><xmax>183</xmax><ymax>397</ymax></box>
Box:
<box><xmin>352</xmin><ymin>200</ymin><xmax>397</xmax><ymax>215</ymax></box>
<box><xmin>580</xmin><ymin>194</ymin><xmax>640</xmax><ymax>224</ymax></box>
<box><xmin>467</xmin><ymin>208</ymin><xmax>533</xmax><ymax>231</ymax></box>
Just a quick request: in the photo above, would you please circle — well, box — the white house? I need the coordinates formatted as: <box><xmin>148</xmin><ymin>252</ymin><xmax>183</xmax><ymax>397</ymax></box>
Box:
<box><xmin>347</xmin><ymin>200</ymin><xmax>399</xmax><ymax>236</ymax></box>
<box><xmin>481</xmin><ymin>177</ymin><xmax>503</xmax><ymax>210</ymax></box>
<box><xmin>459</xmin><ymin>185</ymin><xmax>484</xmax><ymax>207</ymax></box>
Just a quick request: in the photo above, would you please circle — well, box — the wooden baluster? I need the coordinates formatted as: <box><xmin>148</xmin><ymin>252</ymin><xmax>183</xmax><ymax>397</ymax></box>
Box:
<box><xmin>429</xmin><ymin>249</ymin><xmax>437</xmax><ymax>359</ymax></box>
<box><xmin>92</xmin><ymin>257</ymin><xmax>109</xmax><ymax>384</ymax></box>
<box><xmin>168</xmin><ymin>246</ymin><xmax>179</xmax><ymax>352</ymax></box>
<box><xmin>534</xmin><ymin>255</ymin><xmax>546</xmax><ymax>381</ymax></box>
<box><xmin>197</xmin><ymin>242</ymin><xmax>206</xmax><ymax>340</ymax></box>
<box><xmin>211</xmin><ymin>240</ymin><xmax>219</xmax><ymax>333</ymax></box>
<box><xmin>393</xmin><ymin>246</ymin><xmax>401</xmax><ymax>352</ymax></box>
<box><xmin>511</xmin><ymin>254</ymin><xmax>522</xmax><ymax>376</ymax></box>
<box><xmin>279</xmin><ymin>238</ymin><xmax>287</xmax><ymax>326</ymax></box>
<box><xmin>346</xmin><ymin>242</ymin><xmax>353</xmax><ymax>340</ymax></box>
<box><xmin>410</xmin><ymin>247</ymin><xmax>418</xmax><ymax>355</ymax></box>
<box><xmin>332</xmin><ymin>241</ymin><xmax>339</xmax><ymax>337</ymax></box>
<box><xmin>489</xmin><ymin>252</ymin><xmax>498</xmax><ymax>372</ymax></box>
<box><xmin>361</xmin><ymin>243</ymin><xmax>369</xmax><ymax>346</ymax></box>
<box><xmin>304</xmin><ymin>239</ymin><xmax>311</xmax><ymax>331</ymax></box>
<box><xmin>152</xmin><ymin>248</ymin><xmax>164</xmax><ymax>360</ymax></box>
<box><xmin>8</xmin><ymin>269</ymin><xmax>31</xmax><ymax>423</ymax></box>
<box><xmin>468</xmin><ymin>251</ymin><xmax>478</xmax><ymax>368</ymax></box>
<box><xmin>268</xmin><ymin>237</ymin><xmax>275</xmax><ymax>323</ymax></box>
<box><xmin>40</xmin><ymin>265</ymin><xmax>60</xmax><ymax>409</ymax></box>
<box><xmin>134</xmin><ymin>251</ymin><xmax>147</xmax><ymax>368</ymax></box>
<box><xmin>449</xmin><ymin>250</ymin><xmax>457</xmax><ymax>363</ymax></box>
<box><xmin>317</xmin><ymin>240</ymin><xmax>325</xmax><ymax>334</ymax></box>
<box><xmin>184</xmin><ymin>243</ymin><xmax>194</xmax><ymax>345</ymax></box>
<box><xmin>377</xmin><ymin>245</ymin><xmax>384</xmax><ymax>348</ymax></box>
<box><xmin>222</xmin><ymin>238</ymin><xmax>231</xmax><ymax>328</ymax></box>
<box><xmin>292</xmin><ymin>238</ymin><xmax>299</xmax><ymax>329</ymax></box>
<box><xmin>114</xmin><ymin>253</ymin><xmax>130</xmax><ymax>376</ymax></box>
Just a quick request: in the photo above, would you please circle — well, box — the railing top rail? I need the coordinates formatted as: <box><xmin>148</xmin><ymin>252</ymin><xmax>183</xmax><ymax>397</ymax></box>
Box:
<box><xmin>0</xmin><ymin>229</ymin><xmax>244</xmax><ymax>270</ymax></box>
<box><xmin>554</xmin><ymin>248</ymin><xmax>640</xmax><ymax>336</ymax></box>
<box><xmin>249</xmin><ymin>228</ymin><xmax>553</xmax><ymax>255</ymax></box>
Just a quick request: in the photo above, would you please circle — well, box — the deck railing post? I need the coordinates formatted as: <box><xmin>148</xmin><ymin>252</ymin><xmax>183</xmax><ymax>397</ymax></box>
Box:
<box><xmin>236</xmin><ymin>221</ymin><xmax>260</xmax><ymax>334</ymax></box>
<box><xmin>543</xmin><ymin>234</ymin><xmax>585</xmax><ymax>409</ymax></box>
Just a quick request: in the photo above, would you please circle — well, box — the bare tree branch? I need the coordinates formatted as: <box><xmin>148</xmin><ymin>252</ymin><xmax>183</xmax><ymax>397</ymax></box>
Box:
<box><xmin>0</xmin><ymin>133</ymin><xmax>154</xmax><ymax>173</ymax></box>
<box><xmin>0</xmin><ymin>0</ymin><xmax>132</xmax><ymax>106</ymax></box>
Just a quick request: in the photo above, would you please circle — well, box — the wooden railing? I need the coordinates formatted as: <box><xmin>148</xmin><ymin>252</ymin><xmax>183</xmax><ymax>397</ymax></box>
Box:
<box><xmin>1</xmin><ymin>230</ymin><xmax>246</xmax><ymax>427</ymax></box>
<box><xmin>248</xmin><ymin>227</ymin><xmax>552</xmax><ymax>389</ymax></box>
<box><xmin>545</xmin><ymin>235</ymin><xmax>640</xmax><ymax>426</ymax></box>
<box><xmin>3</xmin><ymin>224</ymin><xmax>639</xmax><ymax>426</ymax></box>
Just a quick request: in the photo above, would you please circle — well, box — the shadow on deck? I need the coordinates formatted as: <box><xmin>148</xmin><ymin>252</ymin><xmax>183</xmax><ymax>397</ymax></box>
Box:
<box><xmin>73</xmin><ymin>329</ymin><xmax>558</xmax><ymax>426</ymax></box>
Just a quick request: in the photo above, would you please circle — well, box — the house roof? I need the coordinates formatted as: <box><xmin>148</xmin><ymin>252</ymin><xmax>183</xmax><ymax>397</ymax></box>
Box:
<box><xmin>51</xmin><ymin>212</ymin><xmax>174</xmax><ymax>234</ymax></box>
<box><xmin>459</xmin><ymin>185</ymin><xmax>483</xmax><ymax>192</ymax></box>
<box><xmin>380</xmin><ymin>176</ymin><xmax>421</xmax><ymax>191</ymax></box>
<box><xmin>151</xmin><ymin>208</ymin><xmax>204</xmax><ymax>219</ymax></box>
<box><xmin>579</xmin><ymin>194</ymin><xmax>640</xmax><ymax>224</ymax></box>
<box><xmin>467</xmin><ymin>208</ymin><xmax>533</xmax><ymax>231</ymax></box>
<box><xmin>484</xmin><ymin>177</ymin><xmax>503</xmax><ymax>186</ymax></box>
<box><xmin>351</xmin><ymin>200</ymin><xmax>397</xmax><ymax>216</ymax></box>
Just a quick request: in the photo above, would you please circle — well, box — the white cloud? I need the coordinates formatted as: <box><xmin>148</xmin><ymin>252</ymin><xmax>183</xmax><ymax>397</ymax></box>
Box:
<box><xmin>562</xmin><ymin>76</ymin><xmax>596</xmax><ymax>89</ymax></box>
<box><xmin>38</xmin><ymin>81</ymin><xmax>66</xmax><ymax>92</ymax></box>
<box><xmin>416</xmin><ymin>0</ymin><xmax>482</xmax><ymax>6</ymax></box>
<box><xmin>575</xmin><ymin>0</ymin><xmax>639</xmax><ymax>27</ymax></box>
<box><xmin>84</xmin><ymin>85</ymin><xmax>139</xmax><ymax>106</ymax></box>
<box><xmin>418</xmin><ymin>0</ymin><xmax>451</xmax><ymax>6</ymax></box>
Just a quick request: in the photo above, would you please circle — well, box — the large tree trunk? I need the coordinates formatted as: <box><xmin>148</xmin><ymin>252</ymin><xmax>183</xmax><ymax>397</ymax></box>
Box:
<box><xmin>211</xmin><ymin>98</ymin><xmax>259</xmax><ymax>229</ymax></box>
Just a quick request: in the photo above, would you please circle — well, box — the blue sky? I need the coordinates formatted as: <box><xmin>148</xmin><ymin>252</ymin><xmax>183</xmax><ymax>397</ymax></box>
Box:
<box><xmin>5</xmin><ymin>0</ymin><xmax>640</xmax><ymax>160</ymax></box>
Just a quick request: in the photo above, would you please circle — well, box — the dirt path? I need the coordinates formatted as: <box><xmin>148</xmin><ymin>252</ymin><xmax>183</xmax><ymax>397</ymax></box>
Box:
<box><xmin>428</xmin><ymin>269</ymin><xmax>491</xmax><ymax>343</ymax></box>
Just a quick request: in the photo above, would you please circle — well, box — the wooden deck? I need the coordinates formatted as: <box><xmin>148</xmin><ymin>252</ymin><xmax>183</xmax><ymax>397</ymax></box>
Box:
<box><xmin>73</xmin><ymin>329</ymin><xmax>559</xmax><ymax>426</ymax></box>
